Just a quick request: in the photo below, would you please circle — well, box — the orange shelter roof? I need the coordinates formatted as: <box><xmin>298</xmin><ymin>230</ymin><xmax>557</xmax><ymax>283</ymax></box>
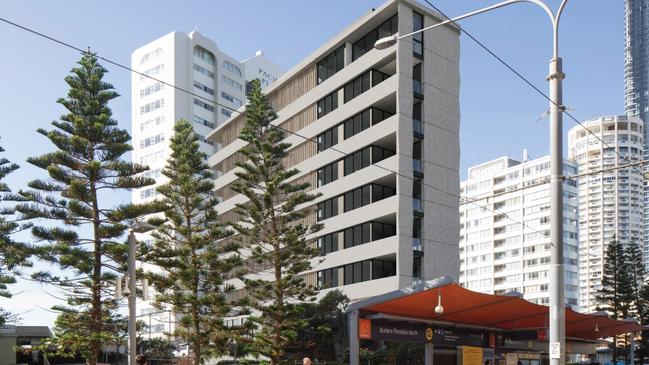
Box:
<box><xmin>350</xmin><ymin>278</ymin><xmax>645</xmax><ymax>341</ymax></box>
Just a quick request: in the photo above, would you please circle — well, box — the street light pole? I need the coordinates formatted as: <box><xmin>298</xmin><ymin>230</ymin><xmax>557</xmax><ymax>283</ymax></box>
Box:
<box><xmin>373</xmin><ymin>2</ymin><xmax>569</xmax><ymax>365</ymax></box>
<box><xmin>127</xmin><ymin>229</ymin><xmax>138</xmax><ymax>365</ymax></box>
<box><xmin>127</xmin><ymin>221</ymin><xmax>156</xmax><ymax>365</ymax></box>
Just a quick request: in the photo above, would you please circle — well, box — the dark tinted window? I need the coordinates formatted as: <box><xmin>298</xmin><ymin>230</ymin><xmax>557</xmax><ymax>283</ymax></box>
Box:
<box><xmin>317</xmin><ymin>91</ymin><xmax>339</xmax><ymax>118</ymax></box>
<box><xmin>352</xmin><ymin>15</ymin><xmax>398</xmax><ymax>61</ymax></box>
<box><xmin>317</xmin><ymin>45</ymin><xmax>345</xmax><ymax>84</ymax></box>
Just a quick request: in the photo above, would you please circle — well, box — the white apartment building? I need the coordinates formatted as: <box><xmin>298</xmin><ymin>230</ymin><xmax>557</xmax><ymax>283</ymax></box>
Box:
<box><xmin>207</xmin><ymin>0</ymin><xmax>461</xmax><ymax>302</ymax></box>
<box><xmin>459</xmin><ymin>153</ymin><xmax>580</xmax><ymax>307</ymax></box>
<box><xmin>130</xmin><ymin>30</ymin><xmax>283</xmax><ymax>337</ymax></box>
<box><xmin>568</xmin><ymin>115</ymin><xmax>644</xmax><ymax>313</ymax></box>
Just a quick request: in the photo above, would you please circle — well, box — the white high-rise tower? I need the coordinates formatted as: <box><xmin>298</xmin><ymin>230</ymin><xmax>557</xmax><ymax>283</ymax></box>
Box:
<box><xmin>459</xmin><ymin>154</ymin><xmax>580</xmax><ymax>307</ymax></box>
<box><xmin>568</xmin><ymin>115</ymin><xmax>644</xmax><ymax>313</ymax></box>
<box><xmin>130</xmin><ymin>30</ymin><xmax>283</xmax><ymax>337</ymax></box>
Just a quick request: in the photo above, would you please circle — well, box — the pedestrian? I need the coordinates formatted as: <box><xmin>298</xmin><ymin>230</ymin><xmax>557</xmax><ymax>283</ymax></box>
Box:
<box><xmin>136</xmin><ymin>354</ymin><xmax>148</xmax><ymax>365</ymax></box>
<box><xmin>303</xmin><ymin>357</ymin><xmax>312</xmax><ymax>365</ymax></box>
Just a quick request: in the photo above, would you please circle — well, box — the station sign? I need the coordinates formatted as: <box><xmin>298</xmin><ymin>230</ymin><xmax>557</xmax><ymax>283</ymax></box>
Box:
<box><xmin>361</xmin><ymin>319</ymin><xmax>489</xmax><ymax>346</ymax></box>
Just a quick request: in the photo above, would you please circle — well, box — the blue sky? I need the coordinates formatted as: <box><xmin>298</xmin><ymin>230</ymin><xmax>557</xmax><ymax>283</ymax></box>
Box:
<box><xmin>0</xmin><ymin>0</ymin><xmax>623</xmax><ymax>327</ymax></box>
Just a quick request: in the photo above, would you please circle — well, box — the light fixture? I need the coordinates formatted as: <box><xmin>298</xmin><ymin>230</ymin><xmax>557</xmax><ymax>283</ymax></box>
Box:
<box><xmin>374</xmin><ymin>34</ymin><xmax>398</xmax><ymax>50</ymax></box>
<box><xmin>434</xmin><ymin>290</ymin><xmax>444</xmax><ymax>315</ymax></box>
<box><xmin>594</xmin><ymin>323</ymin><xmax>599</xmax><ymax>333</ymax></box>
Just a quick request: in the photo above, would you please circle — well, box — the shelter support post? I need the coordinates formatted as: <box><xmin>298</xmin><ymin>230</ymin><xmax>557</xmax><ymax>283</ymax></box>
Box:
<box><xmin>425</xmin><ymin>342</ymin><xmax>434</xmax><ymax>365</ymax></box>
<box><xmin>630</xmin><ymin>332</ymin><xmax>636</xmax><ymax>365</ymax></box>
<box><xmin>349</xmin><ymin>310</ymin><xmax>359</xmax><ymax>365</ymax></box>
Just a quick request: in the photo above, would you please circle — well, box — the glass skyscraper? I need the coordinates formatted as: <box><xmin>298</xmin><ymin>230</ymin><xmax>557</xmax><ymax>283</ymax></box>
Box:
<box><xmin>625</xmin><ymin>0</ymin><xmax>649</xmax><ymax>269</ymax></box>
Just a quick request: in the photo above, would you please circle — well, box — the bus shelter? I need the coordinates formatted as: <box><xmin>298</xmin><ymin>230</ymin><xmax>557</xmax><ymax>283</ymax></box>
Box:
<box><xmin>348</xmin><ymin>277</ymin><xmax>645</xmax><ymax>365</ymax></box>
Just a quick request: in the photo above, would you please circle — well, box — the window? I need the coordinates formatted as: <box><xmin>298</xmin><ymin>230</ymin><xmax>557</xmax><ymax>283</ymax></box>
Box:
<box><xmin>193</xmin><ymin>46</ymin><xmax>215</xmax><ymax>65</ymax></box>
<box><xmin>377</xmin><ymin>184</ymin><xmax>398</xmax><ymax>203</ymax></box>
<box><xmin>343</xmin><ymin>260</ymin><xmax>374</xmax><ymax>285</ymax></box>
<box><xmin>140</xmin><ymin>64</ymin><xmax>164</xmax><ymax>81</ymax></box>
<box><xmin>140</xmin><ymin>99</ymin><xmax>165</xmax><ymax>115</ymax></box>
<box><xmin>344</xmin><ymin>223</ymin><xmax>372</xmax><ymax>249</ymax></box>
<box><xmin>140</xmin><ymin>133</ymin><xmax>165</xmax><ymax>148</ymax></box>
<box><xmin>222</xmin><ymin>91</ymin><xmax>243</xmax><ymax>107</ymax></box>
<box><xmin>192</xmin><ymin>115</ymin><xmax>215</xmax><ymax>129</ymax></box>
<box><xmin>413</xmin><ymin>101</ymin><xmax>422</xmax><ymax>122</ymax></box>
<box><xmin>344</xmin><ymin>71</ymin><xmax>370</xmax><ymax>103</ymax></box>
<box><xmin>317</xmin><ymin>91</ymin><xmax>338</xmax><ymax>118</ymax></box>
<box><xmin>413</xmin><ymin>63</ymin><xmax>423</xmax><ymax>95</ymax></box>
<box><xmin>317</xmin><ymin>45</ymin><xmax>345</xmax><ymax>84</ymax></box>
<box><xmin>317</xmin><ymin>198</ymin><xmax>338</xmax><ymax>221</ymax></box>
<box><xmin>343</xmin><ymin>108</ymin><xmax>392</xmax><ymax>139</ymax></box>
<box><xmin>317</xmin><ymin>162</ymin><xmax>338</xmax><ymax>187</ymax></box>
<box><xmin>371</xmin><ymin>70</ymin><xmax>389</xmax><ymax>87</ymax></box>
<box><xmin>195</xmin><ymin>133</ymin><xmax>214</xmax><ymax>146</ymax></box>
<box><xmin>318</xmin><ymin>268</ymin><xmax>338</xmax><ymax>288</ymax></box>
<box><xmin>193</xmin><ymin>81</ymin><xmax>214</xmax><ymax>95</ymax></box>
<box><xmin>221</xmin><ymin>108</ymin><xmax>232</xmax><ymax>118</ymax></box>
<box><xmin>194</xmin><ymin>98</ymin><xmax>214</xmax><ymax>112</ymax></box>
<box><xmin>317</xmin><ymin>127</ymin><xmax>338</xmax><ymax>152</ymax></box>
<box><xmin>413</xmin><ymin>12</ymin><xmax>424</xmax><ymax>58</ymax></box>
<box><xmin>193</xmin><ymin>63</ymin><xmax>214</xmax><ymax>78</ymax></box>
<box><xmin>140</xmin><ymin>116</ymin><xmax>165</xmax><ymax>132</ymax></box>
<box><xmin>344</xmin><ymin>147</ymin><xmax>371</xmax><ymax>176</ymax></box>
<box><xmin>222</xmin><ymin>75</ymin><xmax>243</xmax><ymax>91</ymax></box>
<box><xmin>352</xmin><ymin>15</ymin><xmax>398</xmax><ymax>61</ymax></box>
<box><xmin>140</xmin><ymin>187</ymin><xmax>158</xmax><ymax>199</ymax></box>
<box><xmin>371</xmin><ymin>259</ymin><xmax>396</xmax><ymax>280</ymax></box>
<box><xmin>318</xmin><ymin>233</ymin><xmax>338</xmax><ymax>255</ymax></box>
<box><xmin>223</xmin><ymin>60</ymin><xmax>243</xmax><ymax>77</ymax></box>
<box><xmin>140</xmin><ymin>48</ymin><xmax>163</xmax><ymax>64</ymax></box>
<box><xmin>140</xmin><ymin>150</ymin><xmax>164</xmax><ymax>165</ymax></box>
<box><xmin>140</xmin><ymin>82</ymin><xmax>164</xmax><ymax>98</ymax></box>
<box><xmin>344</xmin><ymin>185</ymin><xmax>371</xmax><ymax>212</ymax></box>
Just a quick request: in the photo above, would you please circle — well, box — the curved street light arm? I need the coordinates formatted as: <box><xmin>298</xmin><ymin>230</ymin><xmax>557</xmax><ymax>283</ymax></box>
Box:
<box><xmin>392</xmin><ymin>0</ymin><xmax>568</xmax><ymax>58</ymax></box>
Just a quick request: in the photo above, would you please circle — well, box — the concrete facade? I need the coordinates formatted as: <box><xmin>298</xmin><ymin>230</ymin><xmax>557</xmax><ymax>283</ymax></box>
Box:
<box><xmin>459</xmin><ymin>154</ymin><xmax>580</xmax><ymax>307</ymax></box>
<box><xmin>207</xmin><ymin>0</ymin><xmax>461</xmax><ymax>302</ymax></box>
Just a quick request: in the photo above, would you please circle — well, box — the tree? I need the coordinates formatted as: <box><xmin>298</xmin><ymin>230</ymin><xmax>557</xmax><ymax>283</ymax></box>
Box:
<box><xmin>143</xmin><ymin>120</ymin><xmax>241</xmax><ymax>364</ymax></box>
<box><xmin>295</xmin><ymin>290</ymin><xmax>350</xmax><ymax>363</ymax></box>
<box><xmin>626</xmin><ymin>241</ymin><xmax>646</xmax><ymax>319</ymax></box>
<box><xmin>597</xmin><ymin>239</ymin><xmax>635</xmax><ymax>364</ymax></box>
<box><xmin>0</xmin><ymin>142</ymin><xmax>31</xmax><ymax>326</ymax></box>
<box><xmin>16</xmin><ymin>53</ymin><xmax>161</xmax><ymax>365</ymax></box>
<box><xmin>232</xmin><ymin>79</ymin><xmax>321</xmax><ymax>364</ymax></box>
<box><xmin>626</xmin><ymin>241</ymin><xmax>649</xmax><ymax>364</ymax></box>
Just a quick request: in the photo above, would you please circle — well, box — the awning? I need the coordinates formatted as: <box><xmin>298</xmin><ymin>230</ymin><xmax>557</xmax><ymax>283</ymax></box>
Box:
<box><xmin>349</xmin><ymin>277</ymin><xmax>646</xmax><ymax>341</ymax></box>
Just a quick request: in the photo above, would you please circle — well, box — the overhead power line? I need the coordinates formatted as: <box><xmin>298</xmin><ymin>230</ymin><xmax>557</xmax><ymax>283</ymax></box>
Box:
<box><xmin>420</xmin><ymin>0</ymin><xmax>644</xmax><ymax>176</ymax></box>
<box><xmin>0</xmin><ymin>16</ymin><xmax>551</xmax><ymax>238</ymax></box>
<box><xmin>460</xmin><ymin>159</ymin><xmax>648</xmax><ymax>205</ymax></box>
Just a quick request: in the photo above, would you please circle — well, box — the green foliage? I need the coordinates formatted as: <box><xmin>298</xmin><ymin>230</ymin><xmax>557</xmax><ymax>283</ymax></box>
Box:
<box><xmin>295</xmin><ymin>290</ymin><xmax>349</xmax><ymax>363</ymax></box>
<box><xmin>0</xmin><ymin>142</ymin><xmax>31</xmax><ymax>325</ymax></box>
<box><xmin>626</xmin><ymin>241</ymin><xmax>646</xmax><ymax>318</ymax></box>
<box><xmin>15</xmin><ymin>53</ymin><xmax>162</xmax><ymax>365</ymax></box>
<box><xmin>138</xmin><ymin>337</ymin><xmax>175</xmax><ymax>360</ymax></box>
<box><xmin>143</xmin><ymin>120</ymin><xmax>240</xmax><ymax>364</ymax></box>
<box><xmin>626</xmin><ymin>241</ymin><xmax>649</xmax><ymax>363</ymax></box>
<box><xmin>231</xmin><ymin>79</ymin><xmax>321</xmax><ymax>365</ymax></box>
<box><xmin>597</xmin><ymin>239</ymin><xmax>635</xmax><ymax>364</ymax></box>
<box><xmin>597</xmin><ymin>239</ymin><xmax>634</xmax><ymax>319</ymax></box>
